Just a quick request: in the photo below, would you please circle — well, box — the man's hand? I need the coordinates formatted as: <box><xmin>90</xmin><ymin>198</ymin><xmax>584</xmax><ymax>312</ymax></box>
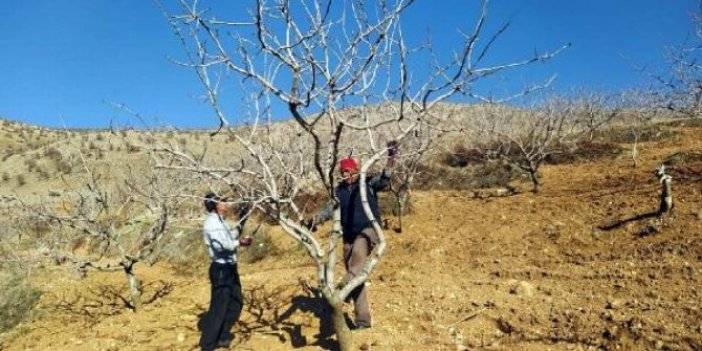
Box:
<box><xmin>239</xmin><ymin>236</ymin><xmax>253</xmax><ymax>247</ymax></box>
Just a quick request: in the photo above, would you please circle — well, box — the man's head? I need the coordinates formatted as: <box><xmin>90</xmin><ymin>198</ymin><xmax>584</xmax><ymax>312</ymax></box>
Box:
<box><xmin>204</xmin><ymin>192</ymin><xmax>227</xmax><ymax>214</ymax></box>
<box><xmin>339</xmin><ymin>158</ymin><xmax>359</xmax><ymax>184</ymax></box>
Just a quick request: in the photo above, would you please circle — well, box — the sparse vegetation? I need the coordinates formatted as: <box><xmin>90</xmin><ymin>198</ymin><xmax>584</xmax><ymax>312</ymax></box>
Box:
<box><xmin>16</xmin><ymin>174</ymin><xmax>26</xmax><ymax>187</ymax></box>
<box><xmin>0</xmin><ymin>269</ymin><xmax>42</xmax><ymax>333</ymax></box>
<box><xmin>55</xmin><ymin>160</ymin><xmax>72</xmax><ymax>175</ymax></box>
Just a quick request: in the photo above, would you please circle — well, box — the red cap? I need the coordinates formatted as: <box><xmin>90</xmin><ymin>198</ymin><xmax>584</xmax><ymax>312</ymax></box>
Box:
<box><xmin>339</xmin><ymin>158</ymin><xmax>358</xmax><ymax>172</ymax></box>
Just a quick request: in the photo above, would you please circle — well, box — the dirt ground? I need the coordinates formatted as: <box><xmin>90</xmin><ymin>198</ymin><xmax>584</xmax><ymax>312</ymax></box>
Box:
<box><xmin>1</xmin><ymin>125</ymin><xmax>701</xmax><ymax>351</ymax></box>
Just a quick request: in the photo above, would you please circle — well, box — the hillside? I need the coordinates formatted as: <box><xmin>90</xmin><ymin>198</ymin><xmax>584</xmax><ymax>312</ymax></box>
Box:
<box><xmin>0</xmin><ymin>118</ymin><xmax>701</xmax><ymax>350</ymax></box>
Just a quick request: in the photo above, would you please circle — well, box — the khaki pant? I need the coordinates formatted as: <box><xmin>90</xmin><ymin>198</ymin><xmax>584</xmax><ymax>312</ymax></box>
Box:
<box><xmin>342</xmin><ymin>227</ymin><xmax>378</xmax><ymax>327</ymax></box>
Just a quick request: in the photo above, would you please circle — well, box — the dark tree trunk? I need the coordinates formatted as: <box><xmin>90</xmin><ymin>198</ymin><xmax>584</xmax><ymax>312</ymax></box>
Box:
<box><xmin>529</xmin><ymin>169</ymin><xmax>541</xmax><ymax>193</ymax></box>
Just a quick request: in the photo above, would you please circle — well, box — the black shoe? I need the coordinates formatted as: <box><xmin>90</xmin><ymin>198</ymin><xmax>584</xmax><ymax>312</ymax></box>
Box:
<box><xmin>216</xmin><ymin>338</ymin><xmax>232</xmax><ymax>348</ymax></box>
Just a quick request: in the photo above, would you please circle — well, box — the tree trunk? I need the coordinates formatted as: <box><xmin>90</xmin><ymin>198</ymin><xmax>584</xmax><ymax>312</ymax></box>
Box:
<box><xmin>124</xmin><ymin>263</ymin><xmax>142</xmax><ymax>312</ymax></box>
<box><xmin>394</xmin><ymin>191</ymin><xmax>409</xmax><ymax>233</ymax></box>
<box><xmin>329</xmin><ymin>297</ymin><xmax>353</xmax><ymax>351</ymax></box>
<box><xmin>631</xmin><ymin>132</ymin><xmax>639</xmax><ymax>168</ymax></box>
<box><xmin>529</xmin><ymin>170</ymin><xmax>541</xmax><ymax>193</ymax></box>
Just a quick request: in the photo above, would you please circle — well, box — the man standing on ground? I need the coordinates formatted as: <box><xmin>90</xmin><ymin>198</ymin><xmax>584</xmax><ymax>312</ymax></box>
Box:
<box><xmin>309</xmin><ymin>142</ymin><xmax>398</xmax><ymax>329</ymax></box>
<box><xmin>199</xmin><ymin>193</ymin><xmax>252</xmax><ymax>351</ymax></box>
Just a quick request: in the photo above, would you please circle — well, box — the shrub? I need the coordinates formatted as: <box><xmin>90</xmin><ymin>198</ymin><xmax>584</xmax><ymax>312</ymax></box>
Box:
<box><xmin>16</xmin><ymin>174</ymin><xmax>26</xmax><ymax>187</ymax></box>
<box><xmin>2</xmin><ymin>172</ymin><xmax>9</xmax><ymax>182</ymax></box>
<box><xmin>664</xmin><ymin>150</ymin><xmax>702</xmax><ymax>165</ymax></box>
<box><xmin>25</xmin><ymin>158</ymin><xmax>37</xmax><ymax>172</ymax></box>
<box><xmin>126</xmin><ymin>143</ymin><xmax>140</xmax><ymax>153</ymax></box>
<box><xmin>471</xmin><ymin>161</ymin><xmax>521</xmax><ymax>189</ymax></box>
<box><xmin>43</xmin><ymin>147</ymin><xmax>62</xmax><ymax>162</ymax></box>
<box><xmin>415</xmin><ymin>160</ymin><xmax>520</xmax><ymax>191</ymax></box>
<box><xmin>544</xmin><ymin>140</ymin><xmax>624</xmax><ymax>165</ymax></box>
<box><xmin>660</xmin><ymin>117</ymin><xmax>702</xmax><ymax>128</ymax></box>
<box><xmin>663</xmin><ymin>150</ymin><xmax>702</xmax><ymax>181</ymax></box>
<box><xmin>37</xmin><ymin>167</ymin><xmax>51</xmax><ymax>180</ymax></box>
<box><xmin>56</xmin><ymin>160</ymin><xmax>72</xmax><ymax>175</ymax></box>
<box><xmin>441</xmin><ymin>144</ymin><xmax>487</xmax><ymax>168</ymax></box>
<box><xmin>0</xmin><ymin>270</ymin><xmax>42</xmax><ymax>333</ymax></box>
<box><xmin>593</xmin><ymin>124</ymin><xmax>678</xmax><ymax>144</ymax></box>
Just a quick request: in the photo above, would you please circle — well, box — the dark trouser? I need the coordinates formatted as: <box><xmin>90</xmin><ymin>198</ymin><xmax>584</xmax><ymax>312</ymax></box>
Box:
<box><xmin>199</xmin><ymin>262</ymin><xmax>243</xmax><ymax>350</ymax></box>
<box><xmin>343</xmin><ymin>227</ymin><xmax>378</xmax><ymax>327</ymax></box>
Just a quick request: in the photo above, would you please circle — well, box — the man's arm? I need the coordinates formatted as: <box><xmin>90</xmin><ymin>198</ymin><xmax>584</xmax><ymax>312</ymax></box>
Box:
<box><xmin>305</xmin><ymin>200</ymin><xmax>334</xmax><ymax>230</ymax></box>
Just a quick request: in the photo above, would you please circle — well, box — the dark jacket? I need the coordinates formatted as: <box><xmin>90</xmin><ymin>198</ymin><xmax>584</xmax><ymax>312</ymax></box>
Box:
<box><xmin>316</xmin><ymin>171</ymin><xmax>391</xmax><ymax>244</ymax></box>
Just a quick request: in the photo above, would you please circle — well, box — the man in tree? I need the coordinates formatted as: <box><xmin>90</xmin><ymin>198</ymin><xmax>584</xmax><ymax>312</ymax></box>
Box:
<box><xmin>309</xmin><ymin>142</ymin><xmax>398</xmax><ymax>329</ymax></box>
<box><xmin>199</xmin><ymin>193</ymin><xmax>252</xmax><ymax>351</ymax></box>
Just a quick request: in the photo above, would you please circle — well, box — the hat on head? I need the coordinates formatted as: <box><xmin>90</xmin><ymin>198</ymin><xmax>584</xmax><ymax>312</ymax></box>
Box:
<box><xmin>204</xmin><ymin>192</ymin><xmax>224</xmax><ymax>213</ymax></box>
<box><xmin>339</xmin><ymin>158</ymin><xmax>358</xmax><ymax>172</ymax></box>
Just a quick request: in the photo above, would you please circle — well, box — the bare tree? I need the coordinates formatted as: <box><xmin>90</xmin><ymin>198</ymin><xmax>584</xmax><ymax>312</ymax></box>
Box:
<box><xmin>618</xmin><ymin>89</ymin><xmax>666</xmax><ymax>168</ymax></box>
<box><xmin>634</xmin><ymin>1</ymin><xmax>702</xmax><ymax>116</ymax></box>
<box><xmin>160</xmin><ymin>0</ymin><xmax>567</xmax><ymax>348</ymax></box>
<box><xmin>14</xmin><ymin>152</ymin><xmax>183</xmax><ymax>312</ymax></box>
<box><xmin>386</xmin><ymin>127</ymin><xmax>436</xmax><ymax>233</ymax></box>
<box><xmin>571</xmin><ymin>90</ymin><xmax>621</xmax><ymax>141</ymax></box>
<box><xmin>471</xmin><ymin>97</ymin><xmax>580</xmax><ymax>193</ymax></box>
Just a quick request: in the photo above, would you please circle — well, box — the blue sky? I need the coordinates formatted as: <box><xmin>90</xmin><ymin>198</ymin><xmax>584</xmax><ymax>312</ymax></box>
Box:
<box><xmin>0</xmin><ymin>1</ymin><xmax>696</xmax><ymax>129</ymax></box>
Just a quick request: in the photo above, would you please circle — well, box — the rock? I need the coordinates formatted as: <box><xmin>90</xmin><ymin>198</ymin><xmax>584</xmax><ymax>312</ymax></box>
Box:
<box><xmin>509</xmin><ymin>280</ymin><xmax>536</xmax><ymax>297</ymax></box>
<box><xmin>605</xmin><ymin>298</ymin><xmax>623</xmax><ymax>310</ymax></box>
<box><xmin>177</xmin><ymin>333</ymin><xmax>186</xmax><ymax>342</ymax></box>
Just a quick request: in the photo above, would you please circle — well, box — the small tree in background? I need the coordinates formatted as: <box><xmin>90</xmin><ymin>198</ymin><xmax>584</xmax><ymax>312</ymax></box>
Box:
<box><xmin>471</xmin><ymin>97</ymin><xmax>580</xmax><ymax>193</ymax></box>
<box><xmin>635</xmin><ymin>0</ymin><xmax>702</xmax><ymax>116</ymax></box>
<box><xmin>571</xmin><ymin>90</ymin><xmax>621</xmax><ymax>141</ymax></box>
<box><xmin>619</xmin><ymin>89</ymin><xmax>666</xmax><ymax>168</ymax></box>
<box><xmin>15</xmin><ymin>154</ymin><xmax>186</xmax><ymax>312</ymax></box>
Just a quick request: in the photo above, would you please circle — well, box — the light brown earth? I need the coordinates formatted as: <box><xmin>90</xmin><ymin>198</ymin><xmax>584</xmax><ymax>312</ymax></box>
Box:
<box><xmin>1</xmin><ymin>123</ymin><xmax>701</xmax><ymax>351</ymax></box>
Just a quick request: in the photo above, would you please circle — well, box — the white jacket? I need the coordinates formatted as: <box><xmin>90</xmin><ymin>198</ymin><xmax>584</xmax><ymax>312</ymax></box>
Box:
<box><xmin>203</xmin><ymin>212</ymin><xmax>240</xmax><ymax>264</ymax></box>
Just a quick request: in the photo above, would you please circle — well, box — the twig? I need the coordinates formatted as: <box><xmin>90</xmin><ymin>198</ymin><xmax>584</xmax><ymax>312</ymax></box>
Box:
<box><xmin>449</xmin><ymin>307</ymin><xmax>488</xmax><ymax>327</ymax></box>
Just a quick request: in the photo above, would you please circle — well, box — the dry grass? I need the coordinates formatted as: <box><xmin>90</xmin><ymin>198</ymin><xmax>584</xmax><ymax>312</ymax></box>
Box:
<box><xmin>0</xmin><ymin>269</ymin><xmax>42</xmax><ymax>333</ymax></box>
